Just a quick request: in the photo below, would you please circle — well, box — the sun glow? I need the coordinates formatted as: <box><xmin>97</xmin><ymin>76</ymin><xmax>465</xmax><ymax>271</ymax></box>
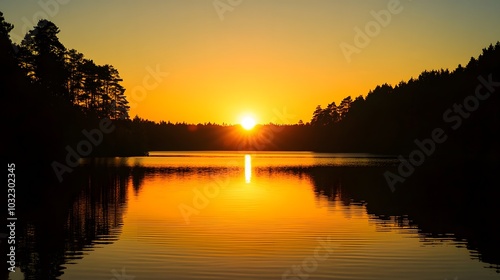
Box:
<box><xmin>241</xmin><ymin>116</ymin><xmax>256</xmax><ymax>130</ymax></box>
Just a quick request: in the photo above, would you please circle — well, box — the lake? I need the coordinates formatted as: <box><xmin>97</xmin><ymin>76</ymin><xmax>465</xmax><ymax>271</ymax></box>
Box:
<box><xmin>9</xmin><ymin>152</ymin><xmax>500</xmax><ymax>279</ymax></box>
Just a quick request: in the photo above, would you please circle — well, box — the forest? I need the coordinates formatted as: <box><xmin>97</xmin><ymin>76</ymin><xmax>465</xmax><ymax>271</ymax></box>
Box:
<box><xmin>116</xmin><ymin>42</ymin><xmax>500</xmax><ymax>161</ymax></box>
<box><xmin>2</xmin><ymin>11</ymin><xmax>500</xmax><ymax>170</ymax></box>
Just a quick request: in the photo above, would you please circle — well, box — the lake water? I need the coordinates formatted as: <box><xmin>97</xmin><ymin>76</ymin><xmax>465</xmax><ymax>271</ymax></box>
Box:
<box><xmin>9</xmin><ymin>152</ymin><xmax>500</xmax><ymax>279</ymax></box>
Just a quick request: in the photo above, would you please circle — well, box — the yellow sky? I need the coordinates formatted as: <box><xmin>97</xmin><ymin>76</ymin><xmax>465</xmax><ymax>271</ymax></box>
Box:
<box><xmin>2</xmin><ymin>0</ymin><xmax>500</xmax><ymax>124</ymax></box>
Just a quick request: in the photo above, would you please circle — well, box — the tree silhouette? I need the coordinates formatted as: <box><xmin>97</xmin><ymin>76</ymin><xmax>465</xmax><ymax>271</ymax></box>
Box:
<box><xmin>0</xmin><ymin>11</ymin><xmax>22</xmax><ymax>98</ymax></box>
<box><xmin>20</xmin><ymin>20</ymin><xmax>69</xmax><ymax>101</ymax></box>
<box><xmin>2</xmin><ymin>9</ymin><xmax>500</xmax><ymax>164</ymax></box>
<box><xmin>1</xmin><ymin>12</ymin><xmax>137</xmax><ymax>162</ymax></box>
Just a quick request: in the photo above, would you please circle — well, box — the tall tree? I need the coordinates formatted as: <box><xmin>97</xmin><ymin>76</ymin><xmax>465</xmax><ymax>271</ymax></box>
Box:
<box><xmin>20</xmin><ymin>20</ymin><xmax>69</xmax><ymax>101</ymax></box>
<box><xmin>0</xmin><ymin>11</ymin><xmax>18</xmax><ymax>97</ymax></box>
<box><xmin>338</xmin><ymin>96</ymin><xmax>352</xmax><ymax>120</ymax></box>
<box><xmin>65</xmin><ymin>49</ymin><xmax>85</xmax><ymax>104</ymax></box>
<box><xmin>326</xmin><ymin>101</ymin><xmax>339</xmax><ymax>125</ymax></box>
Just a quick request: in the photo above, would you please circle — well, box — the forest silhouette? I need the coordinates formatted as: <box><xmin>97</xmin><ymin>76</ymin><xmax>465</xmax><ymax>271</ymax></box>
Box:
<box><xmin>2</xmin><ymin>12</ymin><xmax>500</xmax><ymax>168</ymax></box>
<box><xmin>2</xmin><ymin>11</ymin><xmax>500</xmax><ymax>278</ymax></box>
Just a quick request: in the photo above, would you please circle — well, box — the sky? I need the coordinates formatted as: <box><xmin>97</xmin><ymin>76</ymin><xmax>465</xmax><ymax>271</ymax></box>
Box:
<box><xmin>2</xmin><ymin>0</ymin><xmax>500</xmax><ymax>124</ymax></box>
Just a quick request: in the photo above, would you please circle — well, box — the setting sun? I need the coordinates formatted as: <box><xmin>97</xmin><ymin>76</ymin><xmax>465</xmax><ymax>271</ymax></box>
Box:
<box><xmin>2</xmin><ymin>0</ymin><xmax>500</xmax><ymax>278</ymax></box>
<box><xmin>241</xmin><ymin>116</ymin><xmax>256</xmax><ymax>130</ymax></box>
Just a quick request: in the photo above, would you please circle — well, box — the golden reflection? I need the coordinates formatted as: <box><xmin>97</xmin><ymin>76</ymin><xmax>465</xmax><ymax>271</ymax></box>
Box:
<box><xmin>245</xmin><ymin>154</ymin><xmax>252</xmax><ymax>183</ymax></box>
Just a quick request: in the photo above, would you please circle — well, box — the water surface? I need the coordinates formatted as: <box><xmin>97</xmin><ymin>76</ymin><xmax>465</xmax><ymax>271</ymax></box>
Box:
<box><xmin>10</xmin><ymin>152</ymin><xmax>499</xmax><ymax>279</ymax></box>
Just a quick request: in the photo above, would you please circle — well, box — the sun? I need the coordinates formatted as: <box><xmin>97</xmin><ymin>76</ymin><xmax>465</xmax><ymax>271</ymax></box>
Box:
<box><xmin>241</xmin><ymin>116</ymin><xmax>256</xmax><ymax>130</ymax></box>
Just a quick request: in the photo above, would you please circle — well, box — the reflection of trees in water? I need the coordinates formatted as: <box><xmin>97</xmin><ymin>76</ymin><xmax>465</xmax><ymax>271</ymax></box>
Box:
<box><xmin>65</xmin><ymin>165</ymin><xmax>129</xmax><ymax>258</ymax></box>
<box><xmin>131</xmin><ymin>165</ymin><xmax>146</xmax><ymax>194</ymax></box>
<box><xmin>15</xmin><ymin>164</ymin><xmax>131</xmax><ymax>279</ymax></box>
<box><xmin>13</xmin><ymin>163</ymin><xmax>229</xmax><ymax>279</ymax></box>
<box><xmin>260</xmin><ymin>164</ymin><xmax>500</xmax><ymax>273</ymax></box>
<box><xmin>12</xmin><ymin>162</ymin><xmax>499</xmax><ymax>278</ymax></box>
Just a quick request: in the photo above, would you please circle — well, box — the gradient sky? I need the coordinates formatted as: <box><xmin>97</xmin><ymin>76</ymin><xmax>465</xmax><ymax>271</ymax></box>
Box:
<box><xmin>2</xmin><ymin>0</ymin><xmax>500</xmax><ymax>124</ymax></box>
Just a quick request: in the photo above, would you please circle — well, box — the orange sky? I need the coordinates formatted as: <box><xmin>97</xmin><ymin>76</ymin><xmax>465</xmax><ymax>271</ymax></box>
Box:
<box><xmin>2</xmin><ymin>0</ymin><xmax>500</xmax><ymax>124</ymax></box>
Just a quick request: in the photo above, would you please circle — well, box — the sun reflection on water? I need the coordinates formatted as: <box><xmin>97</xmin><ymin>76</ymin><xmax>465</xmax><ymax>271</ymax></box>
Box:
<box><xmin>245</xmin><ymin>154</ymin><xmax>252</xmax><ymax>183</ymax></box>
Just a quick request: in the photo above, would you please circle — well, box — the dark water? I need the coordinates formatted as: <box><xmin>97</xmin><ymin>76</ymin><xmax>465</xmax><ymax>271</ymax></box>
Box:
<box><xmin>6</xmin><ymin>152</ymin><xmax>500</xmax><ymax>279</ymax></box>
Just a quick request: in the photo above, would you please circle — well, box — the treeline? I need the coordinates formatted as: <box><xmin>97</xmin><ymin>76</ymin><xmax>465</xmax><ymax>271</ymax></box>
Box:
<box><xmin>124</xmin><ymin>42</ymin><xmax>500</xmax><ymax>160</ymax></box>
<box><xmin>1</xmin><ymin>12</ymin><xmax>144</xmax><ymax>164</ymax></box>
<box><xmin>308</xmin><ymin>42</ymin><xmax>500</xmax><ymax>158</ymax></box>
<box><xmin>2</xmin><ymin>10</ymin><xmax>500</xmax><ymax>163</ymax></box>
<box><xmin>126</xmin><ymin>117</ymin><xmax>313</xmax><ymax>151</ymax></box>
